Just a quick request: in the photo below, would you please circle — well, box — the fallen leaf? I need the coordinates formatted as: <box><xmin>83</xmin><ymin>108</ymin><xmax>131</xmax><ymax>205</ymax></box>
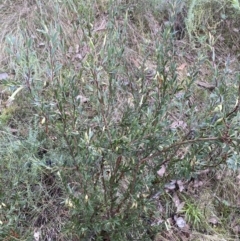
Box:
<box><xmin>196</xmin><ymin>169</ymin><xmax>210</xmax><ymax>175</ymax></box>
<box><xmin>216</xmin><ymin>172</ymin><xmax>223</xmax><ymax>180</ymax></box>
<box><xmin>74</xmin><ymin>53</ymin><xmax>83</xmax><ymax>60</ymax></box>
<box><xmin>76</xmin><ymin>94</ymin><xmax>89</xmax><ymax>103</ymax></box>
<box><xmin>9</xmin><ymin>128</ymin><xmax>18</xmax><ymax>133</ymax></box>
<box><xmin>68</xmin><ymin>46</ymin><xmax>74</xmax><ymax>53</ymax></box>
<box><xmin>193</xmin><ymin>180</ymin><xmax>203</xmax><ymax>188</ymax></box>
<box><xmin>176</xmin><ymin>202</ymin><xmax>185</xmax><ymax>213</ymax></box>
<box><xmin>0</xmin><ymin>73</ymin><xmax>9</xmax><ymax>80</ymax></box>
<box><xmin>170</xmin><ymin>120</ymin><xmax>187</xmax><ymax>130</ymax></box>
<box><xmin>175</xmin><ymin>216</ymin><xmax>186</xmax><ymax>229</ymax></box>
<box><xmin>157</xmin><ymin>165</ymin><xmax>166</xmax><ymax>177</ymax></box>
<box><xmin>75</xmin><ymin>44</ymin><xmax>80</xmax><ymax>53</ymax></box>
<box><xmin>173</xmin><ymin>193</ymin><xmax>180</xmax><ymax>207</ymax></box>
<box><xmin>196</xmin><ymin>80</ymin><xmax>215</xmax><ymax>91</ymax></box>
<box><xmin>165</xmin><ymin>180</ymin><xmax>176</xmax><ymax>190</ymax></box>
<box><xmin>177</xmin><ymin>63</ymin><xmax>187</xmax><ymax>71</ymax></box>
<box><xmin>157</xmin><ymin>200</ymin><xmax>164</xmax><ymax>213</ymax></box>
<box><xmin>34</xmin><ymin>229</ymin><xmax>40</xmax><ymax>241</ymax></box>
<box><xmin>38</xmin><ymin>42</ymin><xmax>45</xmax><ymax>48</ymax></box>
<box><xmin>208</xmin><ymin>216</ymin><xmax>219</xmax><ymax>225</ymax></box>
<box><xmin>177</xmin><ymin>180</ymin><xmax>185</xmax><ymax>192</ymax></box>
<box><xmin>152</xmin><ymin>218</ymin><xmax>164</xmax><ymax>225</ymax></box>
<box><xmin>93</xmin><ymin>18</ymin><xmax>107</xmax><ymax>32</ymax></box>
<box><xmin>233</xmin><ymin>225</ymin><xmax>240</xmax><ymax>234</ymax></box>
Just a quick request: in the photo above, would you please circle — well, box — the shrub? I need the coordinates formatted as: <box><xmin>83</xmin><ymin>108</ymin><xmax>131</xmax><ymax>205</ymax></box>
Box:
<box><xmin>0</xmin><ymin>0</ymin><xmax>239</xmax><ymax>240</ymax></box>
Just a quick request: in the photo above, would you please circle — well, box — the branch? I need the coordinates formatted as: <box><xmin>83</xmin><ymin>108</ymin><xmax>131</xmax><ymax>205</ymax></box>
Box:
<box><xmin>138</xmin><ymin>137</ymin><xmax>220</xmax><ymax>167</ymax></box>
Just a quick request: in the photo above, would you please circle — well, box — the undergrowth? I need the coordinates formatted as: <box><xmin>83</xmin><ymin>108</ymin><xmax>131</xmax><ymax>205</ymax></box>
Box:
<box><xmin>0</xmin><ymin>0</ymin><xmax>239</xmax><ymax>240</ymax></box>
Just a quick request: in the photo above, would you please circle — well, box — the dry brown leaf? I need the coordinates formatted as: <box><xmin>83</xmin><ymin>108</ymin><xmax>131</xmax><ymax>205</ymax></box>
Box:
<box><xmin>196</xmin><ymin>80</ymin><xmax>215</xmax><ymax>91</ymax></box>
<box><xmin>208</xmin><ymin>216</ymin><xmax>219</xmax><ymax>225</ymax></box>
<box><xmin>170</xmin><ymin>120</ymin><xmax>187</xmax><ymax>130</ymax></box>
<box><xmin>9</xmin><ymin>128</ymin><xmax>18</xmax><ymax>133</ymax></box>
<box><xmin>76</xmin><ymin>94</ymin><xmax>89</xmax><ymax>103</ymax></box>
<box><xmin>236</xmin><ymin>174</ymin><xmax>240</xmax><ymax>181</ymax></box>
<box><xmin>68</xmin><ymin>46</ymin><xmax>74</xmax><ymax>53</ymax></box>
<box><xmin>75</xmin><ymin>44</ymin><xmax>80</xmax><ymax>53</ymax></box>
<box><xmin>174</xmin><ymin>216</ymin><xmax>186</xmax><ymax>229</ymax></box>
<box><xmin>177</xmin><ymin>180</ymin><xmax>185</xmax><ymax>192</ymax></box>
<box><xmin>193</xmin><ymin>180</ymin><xmax>203</xmax><ymax>188</ymax></box>
<box><xmin>0</xmin><ymin>73</ymin><xmax>9</xmax><ymax>80</ymax></box>
<box><xmin>74</xmin><ymin>53</ymin><xmax>83</xmax><ymax>60</ymax></box>
<box><xmin>196</xmin><ymin>169</ymin><xmax>210</xmax><ymax>175</ymax></box>
<box><xmin>177</xmin><ymin>63</ymin><xmax>187</xmax><ymax>71</ymax></box>
<box><xmin>33</xmin><ymin>229</ymin><xmax>40</xmax><ymax>241</ymax></box>
<box><xmin>165</xmin><ymin>180</ymin><xmax>177</xmax><ymax>190</ymax></box>
<box><xmin>38</xmin><ymin>42</ymin><xmax>45</xmax><ymax>48</ymax></box>
<box><xmin>233</xmin><ymin>225</ymin><xmax>240</xmax><ymax>234</ymax></box>
<box><xmin>173</xmin><ymin>193</ymin><xmax>180</xmax><ymax>208</ymax></box>
<box><xmin>176</xmin><ymin>147</ymin><xmax>189</xmax><ymax>160</ymax></box>
<box><xmin>93</xmin><ymin>18</ymin><xmax>107</xmax><ymax>32</ymax></box>
<box><xmin>157</xmin><ymin>165</ymin><xmax>166</xmax><ymax>177</ymax></box>
<box><xmin>176</xmin><ymin>202</ymin><xmax>185</xmax><ymax>213</ymax></box>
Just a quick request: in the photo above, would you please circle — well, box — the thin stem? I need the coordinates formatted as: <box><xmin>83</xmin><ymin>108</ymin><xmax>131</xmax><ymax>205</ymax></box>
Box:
<box><xmin>138</xmin><ymin>137</ymin><xmax>220</xmax><ymax>167</ymax></box>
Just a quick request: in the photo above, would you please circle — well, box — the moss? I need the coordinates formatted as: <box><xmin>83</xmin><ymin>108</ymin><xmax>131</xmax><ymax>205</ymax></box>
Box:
<box><xmin>0</xmin><ymin>106</ymin><xmax>17</xmax><ymax>125</ymax></box>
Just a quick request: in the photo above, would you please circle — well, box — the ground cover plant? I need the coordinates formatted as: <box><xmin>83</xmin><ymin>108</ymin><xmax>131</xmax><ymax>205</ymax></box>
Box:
<box><xmin>0</xmin><ymin>0</ymin><xmax>240</xmax><ymax>240</ymax></box>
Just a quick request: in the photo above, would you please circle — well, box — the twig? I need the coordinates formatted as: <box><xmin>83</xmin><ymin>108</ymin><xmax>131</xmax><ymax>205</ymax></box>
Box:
<box><xmin>138</xmin><ymin>137</ymin><xmax>220</xmax><ymax>167</ymax></box>
<box><xmin>226</xmin><ymin>81</ymin><xmax>240</xmax><ymax>118</ymax></box>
